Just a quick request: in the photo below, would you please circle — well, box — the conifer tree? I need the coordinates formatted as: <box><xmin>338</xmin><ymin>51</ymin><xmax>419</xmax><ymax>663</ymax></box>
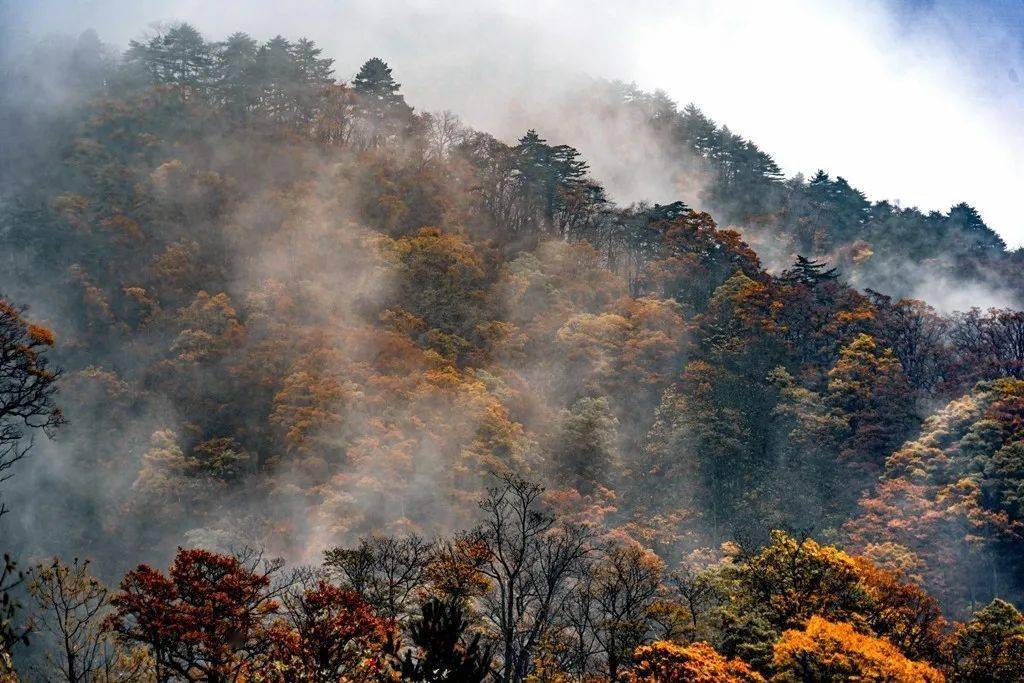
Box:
<box><xmin>780</xmin><ymin>255</ymin><xmax>839</xmax><ymax>288</ymax></box>
<box><xmin>399</xmin><ymin>598</ymin><xmax>493</xmax><ymax>682</ymax></box>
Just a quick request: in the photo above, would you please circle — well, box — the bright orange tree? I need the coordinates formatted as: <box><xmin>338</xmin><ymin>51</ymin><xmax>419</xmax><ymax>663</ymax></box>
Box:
<box><xmin>626</xmin><ymin>641</ymin><xmax>764</xmax><ymax>683</ymax></box>
<box><xmin>772</xmin><ymin>616</ymin><xmax>944</xmax><ymax>682</ymax></box>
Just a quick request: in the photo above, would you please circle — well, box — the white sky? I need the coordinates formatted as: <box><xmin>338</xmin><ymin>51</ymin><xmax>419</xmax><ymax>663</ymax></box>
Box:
<box><xmin>5</xmin><ymin>0</ymin><xmax>1024</xmax><ymax>246</ymax></box>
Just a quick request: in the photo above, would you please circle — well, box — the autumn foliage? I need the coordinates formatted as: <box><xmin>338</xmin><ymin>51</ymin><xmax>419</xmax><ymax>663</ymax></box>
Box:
<box><xmin>772</xmin><ymin>616</ymin><xmax>944</xmax><ymax>682</ymax></box>
<box><xmin>2</xmin><ymin>19</ymin><xmax>1024</xmax><ymax>683</ymax></box>
<box><xmin>627</xmin><ymin>641</ymin><xmax>764</xmax><ymax>683</ymax></box>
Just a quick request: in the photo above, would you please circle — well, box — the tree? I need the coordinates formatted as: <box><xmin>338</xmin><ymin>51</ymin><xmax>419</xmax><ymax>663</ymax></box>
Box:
<box><xmin>642</xmin><ymin>361</ymin><xmax>758</xmax><ymax>540</ymax></box>
<box><xmin>170</xmin><ymin>291</ymin><xmax>245</xmax><ymax>363</ymax></box>
<box><xmin>626</xmin><ymin>641</ymin><xmax>763</xmax><ymax>683</ymax></box>
<box><xmin>662</xmin><ymin>566</ymin><xmax>720</xmax><ymax>639</ymax></box>
<box><xmin>351</xmin><ymin>58</ymin><xmax>413</xmax><ymax>144</ymax></box>
<box><xmin>867</xmin><ymin>292</ymin><xmax>950</xmax><ymax>397</ymax></box>
<box><xmin>0</xmin><ymin>556</ymin><xmax>27</xmax><ymax>680</ymax></box>
<box><xmin>288</xmin><ymin>38</ymin><xmax>335</xmax><ymax>124</ymax></box>
<box><xmin>0</xmin><ymin>298</ymin><xmax>63</xmax><ymax>517</ymax></box>
<box><xmin>323</xmin><ymin>535</ymin><xmax>434</xmax><ymax>623</ymax></box>
<box><xmin>639</xmin><ymin>210</ymin><xmax>761</xmax><ymax>314</ymax></box>
<box><xmin>424</xmin><ymin>110</ymin><xmax>466</xmax><ymax>160</ymax></box>
<box><xmin>550</xmin><ymin>397</ymin><xmax>619</xmax><ymax>493</ymax></box>
<box><xmin>399</xmin><ymin>598</ymin><xmax>493</xmax><ymax>682</ymax></box>
<box><xmin>772</xmin><ymin>616</ymin><xmax>943</xmax><ymax>682</ymax></box>
<box><xmin>251</xmin><ymin>36</ymin><xmax>298</xmax><ymax>123</ymax></box>
<box><xmin>779</xmin><ymin>255</ymin><xmax>839</xmax><ymax>288</ymax></box>
<box><xmin>946</xmin><ymin>202</ymin><xmax>1005</xmax><ymax>255</ymax></box>
<box><xmin>585</xmin><ymin>544</ymin><xmax>663</xmax><ymax>679</ymax></box>
<box><xmin>352</xmin><ymin>58</ymin><xmax>402</xmax><ymax>104</ymax></box>
<box><xmin>476</xmin><ymin>474</ymin><xmax>594</xmax><ymax>683</ymax></box>
<box><xmin>950</xmin><ymin>308</ymin><xmax>1024</xmax><ymax>383</ymax></box>
<box><xmin>267</xmin><ymin>579</ymin><xmax>393</xmax><ymax>682</ymax></box>
<box><xmin>827</xmin><ymin>333</ymin><xmax>914</xmax><ymax>479</ymax></box>
<box><xmin>422</xmin><ymin>534</ymin><xmax>491</xmax><ymax>604</ymax></box>
<box><xmin>388</xmin><ymin>228</ymin><xmax>490</xmax><ymax>344</ymax></box>
<box><xmin>510</xmin><ymin>130</ymin><xmax>597</xmax><ymax>236</ymax></box>
<box><xmin>26</xmin><ymin>557</ymin><xmax>150</xmax><ymax>682</ymax></box>
<box><xmin>0</xmin><ymin>298</ymin><xmax>63</xmax><ymax>673</ymax></box>
<box><xmin>212</xmin><ymin>32</ymin><xmax>258</xmax><ymax>118</ymax></box>
<box><xmin>125</xmin><ymin>23</ymin><xmax>213</xmax><ymax>90</ymax></box>
<box><xmin>769</xmin><ymin>366</ymin><xmax>851</xmax><ymax>526</ymax></box>
<box><xmin>845</xmin><ymin>378</ymin><xmax>1024</xmax><ymax>613</ymax></box>
<box><xmin>109</xmin><ymin>548</ymin><xmax>282</xmax><ymax>682</ymax></box>
<box><xmin>852</xmin><ymin>557</ymin><xmax>948</xmax><ymax>666</ymax></box>
<box><xmin>311</xmin><ymin>83</ymin><xmax>357</xmax><ymax>146</ymax></box>
<box><xmin>724</xmin><ymin>531</ymin><xmax>871</xmax><ymax>633</ymax></box>
<box><xmin>952</xmin><ymin>599</ymin><xmax>1024</xmax><ymax>682</ymax></box>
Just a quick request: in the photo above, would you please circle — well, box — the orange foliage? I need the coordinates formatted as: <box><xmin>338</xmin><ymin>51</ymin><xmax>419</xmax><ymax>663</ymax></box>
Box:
<box><xmin>772</xmin><ymin>616</ymin><xmax>944</xmax><ymax>682</ymax></box>
<box><xmin>626</xmin><ymin>641</ymin><xmax>764</xmax><ymax>683</ymax></box>
<box><xmin>26</xmin><ymin>324</ymin><xmax>56</xmax><ymax>347</ymax></box>
<box><xmin>171</xmin><ymin>291</ymin><xmax>245</xmax><ymax>361</ymax></box>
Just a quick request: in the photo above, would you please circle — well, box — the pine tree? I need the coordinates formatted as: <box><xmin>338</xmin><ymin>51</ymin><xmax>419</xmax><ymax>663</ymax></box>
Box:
<box><xmin>513</xmin><ymin>130</ymin><xmax>594</xmax><ymax>232</ymax></box>
<box><xmin>399</xmin><ymin>599</ymin><xmax>493</xmax><ymax>681</ymax></box>
<box><xmin>646</xmin><ymin>201</ymin><xmax>690</xmax><ymax>223</ymax></box>
<box><xmin>351</xmin><ymin>57</ymin><xmax>413</xmax><ymax>142</ymax></box>
<box><xmin>213</xmin><ymin>33</ymin><xmax>258</xmax><ymax>118</ymax></box>
<box><xmin>780</xmin><ymin>255</ymin><xmax>839</xmax><ymax>288</ymax></box>
<box><xmin>947</xmin><ymin>202</ymin><xmax>1005</xmax><ymax>254</ymax></box>
<box><xmin>125</xmin><ymin>23</ymin><xmax>213</xmax><ymax>89</ymax></box>
<box><xmin>290</xmin><ymin>38</ymin><xmax>334</xmax><ymax>84</ymax></box>
<box><xmin>253</xmin><ymin>36</ymin><xmax>297</xmax><ymax>122</ymax></box>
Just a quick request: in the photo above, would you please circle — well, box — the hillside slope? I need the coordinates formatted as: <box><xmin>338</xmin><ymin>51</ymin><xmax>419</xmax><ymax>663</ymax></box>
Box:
<box><xmin>1</xmin><ymin>23</ymin><xmax>1023</xmax><ymax>681</ymax></box>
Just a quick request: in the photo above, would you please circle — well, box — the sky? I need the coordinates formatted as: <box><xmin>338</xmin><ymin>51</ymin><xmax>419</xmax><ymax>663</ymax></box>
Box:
<box><xmin>3</xmin><ymin>0</ymin><xmax>1023</xmax><ymax>246</ymax></box>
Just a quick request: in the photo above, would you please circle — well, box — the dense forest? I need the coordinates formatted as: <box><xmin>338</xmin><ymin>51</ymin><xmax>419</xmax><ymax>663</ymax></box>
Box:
<box><xmin>0</xmin><ymin>23</ymin><xmax>1023</xmax><ymax>681</ymax></box>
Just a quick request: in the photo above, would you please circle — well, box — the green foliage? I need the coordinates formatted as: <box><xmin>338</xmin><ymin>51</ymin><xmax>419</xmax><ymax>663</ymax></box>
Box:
<box><xmin>952</xmin><ymin>599</ymin><xmax>1024</xmax><ymax>682</ymax></box>
<box><xmin>551</xmin><ymin>396</ymin><xmax>619</xmax><ymax>492</ymax></box>
<box><xmin>399</xmin><ymin>598</ymin><xmax>493</xmax><ymax>682</ymax></box>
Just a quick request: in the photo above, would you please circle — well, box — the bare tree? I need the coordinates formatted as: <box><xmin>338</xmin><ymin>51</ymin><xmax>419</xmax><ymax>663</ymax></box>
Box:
<box><xmin>560</xmin><ymin>559</ymin><xmax>601</xmax><ymax>679</ymax></box>
<box><xmin>664</xmin><ymin>565</ymin><xmax>721</xmax><ymax>638</ymax></box>
<box><xmin>323</xmin><ymin>534</ymin><xmax>434</xmax><ymax>623</ymax></box>
<box><xmin>587</xmin><ymin>544</ymin><xmax>663</xmax><ymax>680</ymax></box>
<box><xmin>950</xmin><ymin>308</ymin><xmax>1024</xmax><ymax>383</ymax></box>
<box><xmin>476</xmin><ymin>473</ymin><xmax>594</xmax><ymax>683</ymax></box>
<box><xmin>425</xmin><ymin>110</ymin><xmax>466</xmax><ymax>160</ymax></box>
<box><xmin>27</xmin><ymin>557</ymin><xmax>114</xmax><ymax>682</ymax></box>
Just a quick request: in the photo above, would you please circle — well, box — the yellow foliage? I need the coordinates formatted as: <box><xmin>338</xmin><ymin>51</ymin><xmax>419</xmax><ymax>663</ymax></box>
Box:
<box><xmin>772</xmin><ymin>616</ymin><xmax>944</xmax><ymax>682</ymax></box>
<box><xmin>627</xmin><ymin>641</ymin><xmax>764</xmax><ymax>683</ymax></box>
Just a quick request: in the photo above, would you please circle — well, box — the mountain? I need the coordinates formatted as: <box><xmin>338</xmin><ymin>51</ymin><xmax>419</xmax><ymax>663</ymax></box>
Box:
<box><xmin>0</xmin><ymin>23</ymin><xmax>1023</xmax><ymax>681</ymax></box>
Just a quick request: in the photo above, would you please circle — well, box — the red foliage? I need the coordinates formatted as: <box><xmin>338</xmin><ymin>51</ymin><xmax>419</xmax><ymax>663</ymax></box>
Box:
<box><xmin>109</xmin><ymin>548</ymin><xmax>279</xmax><ymax>682</ymax></box>
<box><xmin>265</xmin><ymin>581</ymin><xmax>394</xmax><ymax>682</ymax></box>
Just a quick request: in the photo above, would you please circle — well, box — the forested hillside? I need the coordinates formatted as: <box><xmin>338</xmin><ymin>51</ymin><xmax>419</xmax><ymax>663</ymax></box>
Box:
<box><xmin>1</xmin><ymin>24</ymin><xmax>1023</xmax><ymax>681</ymax></box>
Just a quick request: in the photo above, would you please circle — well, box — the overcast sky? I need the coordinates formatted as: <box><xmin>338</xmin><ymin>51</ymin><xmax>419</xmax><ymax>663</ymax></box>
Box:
<box><xmin>4</xmin><ymin>0</ymin><xmax>1023</xmax><ymax>246</ymax></box>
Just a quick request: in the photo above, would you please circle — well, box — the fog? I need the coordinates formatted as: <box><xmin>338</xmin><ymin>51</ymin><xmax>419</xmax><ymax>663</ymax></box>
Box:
<box><xmin>0</xmin><ymin>8</ymin><xmax>1022</xmax><ymax>670</ymax></box>
<box><xmin>4</xmin><ymin>0</ymin><xmax>1023</xmax><ymax>246</ymax></box>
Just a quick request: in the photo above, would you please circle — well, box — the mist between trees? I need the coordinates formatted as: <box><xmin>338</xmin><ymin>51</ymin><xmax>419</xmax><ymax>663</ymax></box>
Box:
<box><xmin>0</xmin><ymin>21</ymin><xmax>1023</xmax><ymax>682</ymax></box>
